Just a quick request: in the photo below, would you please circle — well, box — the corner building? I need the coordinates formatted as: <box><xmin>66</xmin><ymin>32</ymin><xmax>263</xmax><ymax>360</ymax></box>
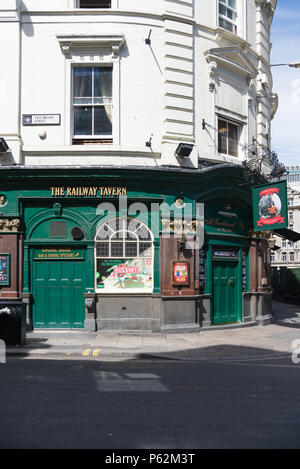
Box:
<box><xmin>0</xmin><ymin>0</ymin><xmax>277</xmax><ymax>332</ymax></box>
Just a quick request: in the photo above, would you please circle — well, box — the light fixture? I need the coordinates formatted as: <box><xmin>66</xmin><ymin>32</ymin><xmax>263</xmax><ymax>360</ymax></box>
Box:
<box><xmin>271</xmin><ymin>61</ymin><xmax>300</xmax><ymax>68</ymax></box>
<box><xmin>0</xmin><ymin>138</ymin><xmax>8</xmax><ymax>153</ymax></box>
<box><xmin>175</xmin><ymin>143</ymin><xmax>194</xmax><ymax>159</ymax></box>
<box><xmin>145</xmin><ymin>30</ymin><xmax>152</xmax><ymax>45</ymax></box>
<box><xmin>145</xmin><ymin>135</ymin><xmax>153</xmax><ymax>148</ymax></box>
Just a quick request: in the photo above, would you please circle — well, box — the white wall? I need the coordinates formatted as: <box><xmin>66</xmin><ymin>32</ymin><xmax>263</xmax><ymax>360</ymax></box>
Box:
<box><xmin>0</xmin><ymin>0</ymin><xmax>277</xmax><ymax>167</ymax></box>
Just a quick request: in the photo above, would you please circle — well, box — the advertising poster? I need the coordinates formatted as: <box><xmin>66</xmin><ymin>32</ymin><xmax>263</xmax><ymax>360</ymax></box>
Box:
<box><xmin>0</xmin><ymin>254</ymin><xmax>10</xmax><ymax>286</ymax></box>
<box><xmin>252</xmin><ymin>180</ymin><xmax>288</xmax><ymax>232</ymax></box>
<box><xmin>172</xmin><ymin>261</ymin><xmax>190</xmax><ymax>286</ymax></box>
<box><xmin>96</xmin><ymin>258</ymin><xmax>153</xmax><ymax>291</ymax></box>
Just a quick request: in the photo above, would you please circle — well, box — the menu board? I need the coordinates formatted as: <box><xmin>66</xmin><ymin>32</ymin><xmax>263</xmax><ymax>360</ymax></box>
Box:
<box><xmin>242</xmin><ymin>250</ymin><xmax>247</xmax><ymax>291</ymax></box>
<box><xmin>0</xmin><ymin>254</ymin><xmax>10</xmax><ymax>286</ymax></box>
<box><xmin>172</xmin><ymin>261</ymin><xmax>190</xmax><ymax>287</ymax></box>
<box><xmin>199</xmin><ymin>249</ymin><xmax>206</xmax><ymax>294</ymax></box>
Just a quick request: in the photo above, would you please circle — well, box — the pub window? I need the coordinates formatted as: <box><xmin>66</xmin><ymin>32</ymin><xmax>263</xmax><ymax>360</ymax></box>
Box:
<box><xmin>218</xmin><ymin>0</ymin><xmax>237</xmax><ymax>34</ymax></box>
<box><xmin>218</xmin><ymin>118</ymin><xmax>239</xmax><ymax>157</ymax></box>
<box><xmin>78</xmin><ymin>0</ymin><xmax>111</xmax><ymax>7</ymax></box>
<box><xmin>72</xmin><ymin>66</ymin><xmax>112</xmax><ymax>143</ymax></box>
<box><xmin>95</xmin><ymin>218</ymin><xmax>154</xmax><ymax>293</ymax></box>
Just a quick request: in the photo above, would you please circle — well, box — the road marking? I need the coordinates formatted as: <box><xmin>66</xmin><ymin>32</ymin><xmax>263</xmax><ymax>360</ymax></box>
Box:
<box><xmin>92</xmin><ymin>349</ymin><xmax>101</xmax><ymax>357</ymax></box>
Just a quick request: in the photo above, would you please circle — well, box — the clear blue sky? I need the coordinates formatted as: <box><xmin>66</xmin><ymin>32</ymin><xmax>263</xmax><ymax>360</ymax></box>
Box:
<box><xmin>271</xmin><ymin>0</ymin><xmax>300</xmax><ymax>164</ymax></box>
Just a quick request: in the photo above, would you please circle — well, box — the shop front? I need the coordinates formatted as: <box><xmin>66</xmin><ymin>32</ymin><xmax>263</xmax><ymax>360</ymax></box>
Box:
<box><xmin>0</xmin><ymin>165</ymin><xmax>273</xmax><ymax>333</ymax></box>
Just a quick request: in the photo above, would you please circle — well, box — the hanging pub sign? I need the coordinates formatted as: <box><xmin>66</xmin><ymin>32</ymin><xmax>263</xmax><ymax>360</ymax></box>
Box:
<box><xmin>172</xmin><ymin>261</ymin><xmax>190</xmax><ymax>287</ymax></box>
<box><xmin>0</xmin><ymin>254</ymin><xmax>10</xmax><ymax>286</ymax></box>
<box><xmin>252</xmin><ymin>180</ymin><xmax>288</xmax><ymax>232</ymax></box>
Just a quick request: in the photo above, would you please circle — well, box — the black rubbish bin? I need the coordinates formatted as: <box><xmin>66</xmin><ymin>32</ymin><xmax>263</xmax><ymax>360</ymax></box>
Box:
<box><xmin>0</xmin><ymin>303</ymin><xmax>26</xmax><ymax>346</ymax></box>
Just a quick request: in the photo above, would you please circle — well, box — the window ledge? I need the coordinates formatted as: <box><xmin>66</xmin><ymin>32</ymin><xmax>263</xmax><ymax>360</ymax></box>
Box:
<box><xmin>22</xmin><ymin>145</ymin><xmax>161</xmax><ymax>159</ymax></box>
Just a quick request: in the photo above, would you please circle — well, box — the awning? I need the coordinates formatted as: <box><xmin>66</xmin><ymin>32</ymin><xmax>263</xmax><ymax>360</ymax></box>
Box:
<box><xmin>273</xmin><ymin>228</ymin><xmax>300</xmax><ymax>242</ymax></box>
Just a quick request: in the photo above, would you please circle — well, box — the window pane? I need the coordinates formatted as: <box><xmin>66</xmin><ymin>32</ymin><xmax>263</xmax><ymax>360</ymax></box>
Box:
<box><xmin>94</xmin><ymin>106</ymin><xmax>112</xmax><ymax>135</ymax></box>
<box><xmin>73</xmin><ymin>67</ymin><xmax>92</xmax><ymax>99</ymax></box>
<box><xmin>228</xmin><ymin>0</ymin><xmax>236</xmax><ymax>8</ymax></box>
<box><xmin>111</xmin><ymin>242</ymin><xmax>124</xmax><ymax>257</ymax></box>
<box><xmin>125</xmin><ymin>242</ymin><xmax>138</xmax><ymax>257</ymax></box>
<box><xmin>80</xmin><ymin>0</ymin><xmax>111</xmax><ymax>7</ymax></box>
<box><xmin>228</xmin><ymin>123</ymin><xmax>238</xmax><ymax>157</ymax></box>
<box><xmin>218</xmin><ymin>120</ymin><xmax>227</xmax><ymax>154</ymax></box>
<box><xmin>74</xmin><ymin>107</ymin><xmax>92</xmax><ymax>135</ymax></box>
<box><xmin>96</xmin><ymin>243</ymin><xmax>109</xmax><ymax>257</ymax></box>
<box><xmin>94</xmin><ymin>67</ymin><xmax>112</xmax><ymax>99</ymax></box>
<box><xmin>139</xmin><ymin>243</ymin><xmax>152</xmax><ymax>257</ymax></box>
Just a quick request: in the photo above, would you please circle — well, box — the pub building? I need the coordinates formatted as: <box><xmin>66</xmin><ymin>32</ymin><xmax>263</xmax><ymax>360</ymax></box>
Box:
<box><xmin>0</xmin><ymin>0</ymin><xmax>279</xmax><ymax>332</ymax></box>
<box><xmin>0</xmin><ymin>164</ymin><xmax>273</xmax><ymax>332</ymax></box>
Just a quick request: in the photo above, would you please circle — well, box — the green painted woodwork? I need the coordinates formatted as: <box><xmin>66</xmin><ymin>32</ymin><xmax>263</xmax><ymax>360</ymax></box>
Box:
<box><xmin>32</xmin><ymin>259</ymin><xmax>86</xmax><ymax>329</ymax></box>
<box><xmin>212</xmin><ymin>261</ymin><xmax>241</xmax><ymax>324</ymax></box>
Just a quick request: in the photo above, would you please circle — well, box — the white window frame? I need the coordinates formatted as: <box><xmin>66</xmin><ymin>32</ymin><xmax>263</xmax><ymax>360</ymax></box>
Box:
<box><xmin>95</xmin><ymin>218</ymin><xmax>154</xmax><ymax>294</ymax></box>
<box><xmin>217</xmin><ymin>117</ymin><xmax>240</xmax><ymax>157</ymax></box>
<box><xmin>218</xmin><ymin>0</ymin><xmax>237</xmax><ymax>34</ymax></box>
<box><xmin>282</xmin><ymin>252</ymin><xmax>287</xmax><ymax>262</ymax></box>
<box><xmin>72</xmin><ymin>65</ymin><xmax>113</xmax><ymax>140</ymax></box>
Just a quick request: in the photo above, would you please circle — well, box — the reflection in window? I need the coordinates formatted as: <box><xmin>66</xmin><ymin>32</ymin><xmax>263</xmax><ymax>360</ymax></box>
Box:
<box><xmin>219</xmin><ymin>0</ymin><xmax>237</xmax><ymax>34</ymax></box>
<box><xmin>218</xmin><ymin>118</ymin><xmax>239</xmax><ymax>157</ymax></box>
<box><xmin>73</xmin><ymin>66</ymin><xmax>112</xmax><ymax>138</ymax></box>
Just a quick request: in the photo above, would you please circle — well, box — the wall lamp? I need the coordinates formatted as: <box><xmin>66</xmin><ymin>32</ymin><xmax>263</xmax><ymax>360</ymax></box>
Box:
<box><xmin>0</xmin><ymin>138</ymin><xmax>8</xmax><ymax>153</ymax></box>
<box><xmin>175</xmin><ymin>143</ymin><xmax>194</xmax><ymax>159</ymax></box>
<box><xmin>145</xmin><ymin>30</ymin><xmax>152</xmax><ymax>45</ymax></box>
<box><xmin>271</xmin><ymin>61</ymin><xmax>300</xmax><ymax>68</ymax></box>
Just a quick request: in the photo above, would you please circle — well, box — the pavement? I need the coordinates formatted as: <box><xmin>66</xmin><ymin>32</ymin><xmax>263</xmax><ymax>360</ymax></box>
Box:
<box><xmin>4</xmin><ymin>300</ymin><xmax>300</xmax><ymax>361</ymax></box>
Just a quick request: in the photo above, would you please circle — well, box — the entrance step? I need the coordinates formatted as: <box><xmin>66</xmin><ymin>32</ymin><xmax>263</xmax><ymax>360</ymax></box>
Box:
<box><xmin>98</xmin><ymin>318</ymin><xmax>152</xmax><ymax>331</ymax></box>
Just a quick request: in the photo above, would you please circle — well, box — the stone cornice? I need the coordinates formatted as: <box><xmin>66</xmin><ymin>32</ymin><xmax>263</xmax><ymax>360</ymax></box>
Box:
<box><xmin>255</xmin><ymin>0</ymin><xmax>276</xmax><ymax>19</ymax></box>
<box><xmin>57</xmin><ymin>34</ymin><xmax>126</xmax><ymax>56</ymax></box>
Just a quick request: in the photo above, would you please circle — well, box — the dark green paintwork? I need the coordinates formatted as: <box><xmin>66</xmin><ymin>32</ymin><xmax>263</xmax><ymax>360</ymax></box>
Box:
<box><xmin>212</xmin><ymin>261</ymin><xmax>240</xmax><ymax>324</ymax></box>
<box><xmin>33</xmin><ymin>260</ymin><xmax>86</xmax><ymax>329</ymax></box>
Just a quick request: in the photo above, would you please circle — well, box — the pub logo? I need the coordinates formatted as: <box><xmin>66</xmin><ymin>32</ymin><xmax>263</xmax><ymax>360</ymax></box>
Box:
<box><xmin>252</xmin><ymin>181</ymin><xmax>288</xmax><ymax>232</ymax></box>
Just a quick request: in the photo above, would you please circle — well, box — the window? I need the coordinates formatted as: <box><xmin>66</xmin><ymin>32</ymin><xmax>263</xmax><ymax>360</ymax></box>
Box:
<box><xmin>282</xmin><ymin>252</ymin><xmax>287</xmax><ymax>262</ymax></box>
<box><xmin>271</xmin><ymin>253</ymin><xmax>275</xmax><ymax>263</ymax></box>
<box><xmin>282</xmin><ymin>240</ymin><xmax>286</xmax><ymax>248</ymax></box>
<box><xmin>290</xmin><ymin>252</ymin><xmax>295</xmax><ymax>262</ymax></box>
<box><xmin>289</xmin><ymin>212</ymin><xmax>294</xmax><ymax>221</ymax></box>
<box><xmin>78</xmin><ymin>0</ymin><xmax>111</xmax><ymax>7</ymax></box>
<box><xmin>72</xmin><ymin>66</ymin><xmax>112</xmax><ymax>141</ymax></box>
<box><xmin>219</xmin><ymin>0</ymin><xmax>237</xmax><ymax>34</ymax></box>
<box><xmin>95</xmin><ymin>218</ymin><xmax>154</xmax><ymax>293</ymax></box>
<box><xmin>218</xmin><ymin>118</ymin><xmax>239</xmax><ymax>157</ymax></box>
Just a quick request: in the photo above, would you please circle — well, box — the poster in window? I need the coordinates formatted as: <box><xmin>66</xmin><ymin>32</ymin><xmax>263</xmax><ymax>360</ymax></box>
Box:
<box><xmin>172</xmin><ymin>261</ymin><xmax>190</xmax><ymax>286</ymax></box>
<box><xmin>96</xmin><ymin>258</ymin><xmax>153</xmax><ymax>291</ymax></box>
<box><xmin>0</xmin><ymin>254</ymin><xmax>10</xmax><ymax>286</ymax></box>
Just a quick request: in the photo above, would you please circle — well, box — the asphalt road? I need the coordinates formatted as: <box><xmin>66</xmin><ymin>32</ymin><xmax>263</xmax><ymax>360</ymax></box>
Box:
<box><xmin>0</xmin><ymin>356</ymin><xmax>300</xmax><ymax>449</ymax></box>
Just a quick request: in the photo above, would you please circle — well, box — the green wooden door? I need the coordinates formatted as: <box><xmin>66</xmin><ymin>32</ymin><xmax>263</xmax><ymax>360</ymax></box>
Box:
<box><xmin>212</xmin><ymin>261</ymin><xmax>240</xmax><ymax>325</ymax></box>
<box><xmin>33</xmin><ymin>261</ymin><xmax>85</xmax><ymax>329</ymax></box>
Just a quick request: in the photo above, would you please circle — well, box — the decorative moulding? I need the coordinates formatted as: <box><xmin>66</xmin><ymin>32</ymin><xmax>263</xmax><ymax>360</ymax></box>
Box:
<box><xmin>205</xmin><ymin>45</ymin><xmax>258</xmax><ymax>80</ymax></box>
<box><xmin>0</xmin><ymin>219</ymin><xmax>20</xmax><ymax>232</ymax></box>
<box><xmin>57</xmin><ymin>34</ymin><xmax>126</xmax><ymax>57</ymax></box>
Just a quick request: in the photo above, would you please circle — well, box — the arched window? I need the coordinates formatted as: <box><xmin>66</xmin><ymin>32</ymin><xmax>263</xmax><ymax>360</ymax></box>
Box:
<box><xmin>95</xmin><ymin>218</ymin><xmax>154</xmax><ymax>293</ymax></box>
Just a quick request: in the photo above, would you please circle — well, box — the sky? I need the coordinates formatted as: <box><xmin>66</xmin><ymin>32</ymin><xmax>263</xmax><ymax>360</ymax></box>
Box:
<box><xmin>271</xmin><ymin>0</ymin><xmax>300</xmax><ymax>165</ymax></box>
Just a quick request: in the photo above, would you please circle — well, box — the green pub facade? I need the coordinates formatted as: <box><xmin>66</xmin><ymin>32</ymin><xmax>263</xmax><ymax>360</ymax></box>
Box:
<box><xmin>0</xmin><ymin>165</ymin><xmax>273</xmax><ymax>333</ymax></box>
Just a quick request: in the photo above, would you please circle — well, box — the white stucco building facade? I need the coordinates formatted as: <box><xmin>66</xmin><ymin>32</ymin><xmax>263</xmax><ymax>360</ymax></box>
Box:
<box><xmin>0</xmin><ymin>0</ymin><xmax>277</xmax><ymax>169</ymax></box>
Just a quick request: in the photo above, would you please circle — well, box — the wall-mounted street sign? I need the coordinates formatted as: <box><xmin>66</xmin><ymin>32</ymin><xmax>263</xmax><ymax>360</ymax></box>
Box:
<box><xmin>22</xmin><ymin>114</ymin><xmax>61</xmax><ymax>126</ymax></box>
<box><xmin>252</xmin><ymin>180</ymin><xmax>288</xmax><ymax>232</ymax></box>
<box><xmin>0</xmin><ymin>254</ymin><xmax>10</xmax><ymax>286</ymax></box>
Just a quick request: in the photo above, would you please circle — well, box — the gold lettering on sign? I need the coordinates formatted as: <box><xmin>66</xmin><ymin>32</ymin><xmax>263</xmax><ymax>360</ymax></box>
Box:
<box><xmin>51</xmin><ymin>186</ymin><xmax>127</xmax><ymax>197</ymax></box>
